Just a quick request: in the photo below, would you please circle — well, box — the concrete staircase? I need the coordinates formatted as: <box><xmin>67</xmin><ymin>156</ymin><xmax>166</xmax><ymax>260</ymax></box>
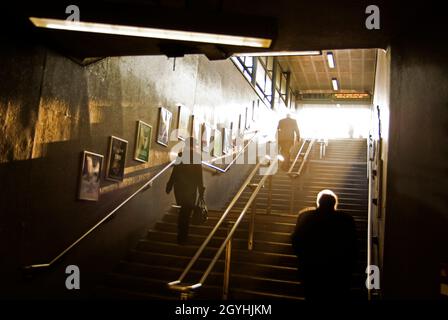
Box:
<box><xmin>96</xmin><ymin>138</ymin><xmax>368</xmax><ymax>300</ymax></box>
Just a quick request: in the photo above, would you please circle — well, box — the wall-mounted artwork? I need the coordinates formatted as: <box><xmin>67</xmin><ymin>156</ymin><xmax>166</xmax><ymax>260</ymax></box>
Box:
<box><xmin>157</xmin><ymin>107</ymin><xmax>173</xmax><ymax>147</ymax></box>
<box><xmin>252</xmin><ymin>101</ymin><xmax>256</xmax><ymax>122</ymax></box>
<box><xmin>191</xmin><ymin>115</ymin><xmax>202</xmax><ymax>146</ymax></box>
<box><xmin>202</xmin><ymin>123</ymin><xmax>212</xmax><ymax>153</ymax></box>
<box><xmin>177</xmin><ymin>105</ymin><xmax>190</xmax><ymax>141</ymax></box>
<box><xmin>238</xmin><ymin>113</ymin><xmax>244</xmax><ymax>136</ymax></box>
<box><xmin>213</xmin><ymin>129</ymin><xmax>223</xmax><ymax>157</ymax></box>
<box><xmin>106</xmin><ymin>136</ymin><xmax>128</xmax><ymax>182</ymax></box>
<box><xmin>134</xmin><ymin>120</ymin><xmax>152</xmax><ymax>163</ymax></box>
<box><xmin>78</xmin><ymin>151</ymin><xmax>103</xmax><ymax>201</ymax></box>
<box><xmin>223</xmin><ymin>128</ymin><xmax>232</xmax><ymax>155</ymax></box>
<box><xmin>230</xmin><ymin>121</ymin><xmax>236</xmax><ymax>147</ymax></box>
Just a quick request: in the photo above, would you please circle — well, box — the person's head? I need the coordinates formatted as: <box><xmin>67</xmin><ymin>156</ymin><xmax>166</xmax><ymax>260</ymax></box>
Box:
<box><xmin>184</xmin><ymin>137</ymin><xmax>196</xmax><ymax>151</ymax></box>
<box><xmin>316</xmin><ymin>189</ymin><xmax>338</xmax><ymax>211</ymax></box>
<box><xmin>286</xmin><ymin>113</ymin><xmax>292</xmax><ymax>119</ymax></box>
<box><xmin>178</xmin><ymin>137</ymin><xmax>200</xmax><ymax>164</ymax></box>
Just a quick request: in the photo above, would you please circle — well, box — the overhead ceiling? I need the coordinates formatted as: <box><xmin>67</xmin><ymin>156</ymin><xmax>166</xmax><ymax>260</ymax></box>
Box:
<box><xmin>4</xmin><ymin>0</ymin><xmax>425</xmax><ymax>61</ymax></box>
<box><xmin>278</xmin><ymin>49</ymin><xmax>377</xmax><ymax>95</ymax></box>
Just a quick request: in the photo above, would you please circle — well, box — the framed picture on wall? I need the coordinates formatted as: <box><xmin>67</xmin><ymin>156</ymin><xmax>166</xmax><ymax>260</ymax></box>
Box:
<box><xmin>252</xmin><ymin>101</ymin><xmax>256</xmax><ymax>122</ymax></box>
<box><xmin>213</xmin><ymin>128</ymin><xmax>223</xmax><ymax>157</ymax></box>
<box><xmin>78</xmin><ymin>151</ymin><xmax>104</xmax><ymax>201</ymax></box>
<box><xmin>223</xmin><ymin>128</ymin><xmax>232</xmax><ymax>155</ymax></box>
<box><xmin>238</xmin><ymin>113</ymin><xmax>244</xmax><ymax>137</ymax></box>
<box><xmin>156</xmin><ymin>107</ymin><xmax>173</xmax><ymax>147</ymax></box>
<box><xmin>106</xmin><ymin>136</ymin><xmax>128</xmax><ymax>182</ymax></box>
<box><xmin>134</xmin><ymin>120</ymin><xmax>152</xmax><ymax>163</ymax></box>
<box><xmin>201</xmin><ymin>123</ymin><xmax>212</xmax><ymax>153</ymax></box>
<box><xmin>177</xmin><ymin>105</ymin><xmax>190</xmax><ymax>141</ymax></box>
<box><xmin>230</xmin><ymin>121</ymin><xmax>235</xmax><ymax>146</ymax></box>
<box><xmin>191</xmin><ymin>115</ymin><xmax>202</xmax><ymax>147</ymax></box>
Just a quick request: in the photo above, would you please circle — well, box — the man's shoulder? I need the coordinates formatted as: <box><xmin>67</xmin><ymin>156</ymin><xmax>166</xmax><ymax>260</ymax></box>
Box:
<box><xmin>335</xmin><ymin>210</ymin><xmax>355</xmax><ymax>222</ymax></box>
<box><xmin>297</xmin><ymin>207</ymin><xmax>317</xmax><ymax>220</ymax></box>
<box><xmin>299</xmin><ymin>207</ymin><xmax>317</xmax><ymax>214</ymax></box>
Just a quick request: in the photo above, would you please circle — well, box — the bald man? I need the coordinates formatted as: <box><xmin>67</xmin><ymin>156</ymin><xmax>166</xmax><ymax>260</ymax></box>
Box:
<box><xmin>277</xmin><ymin>114</ymin><xmax>301</xmax><ymax>170</ymax></box>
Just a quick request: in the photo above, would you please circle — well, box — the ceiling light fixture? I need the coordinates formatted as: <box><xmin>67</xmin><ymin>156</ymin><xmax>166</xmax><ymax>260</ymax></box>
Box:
<box><xmin>327</xmin><ymin>52</ymin><xmax>335</xmax><ymax>68</ymax></box>
<box><xmin>29</xmin><ymin>17</ymin><xmax>272</xmax><ymax>48</ymax></box>
<box><xmin>332</xmin><ymin>78</ymin><xmax>339</xmax><ymax>91</ymax></box>
<box><xmin>233</xmin><ymin>51</ymin><xmax>321</xmax><ymax>57</ymax></box>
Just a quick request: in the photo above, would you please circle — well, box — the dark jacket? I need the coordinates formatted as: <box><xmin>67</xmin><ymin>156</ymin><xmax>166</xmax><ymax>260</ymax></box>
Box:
<box><xmin>277</xmin><ymin>117</ymin><xmax>300</xmax><ymax>143</ymax></box>
<box><xmin>166</xmin><ymin>155</ymin><xmax>204</xmax><ymax>207</ymax></box>
<box><xmin>291</xmin><ymin>207</ymin><xmax>358</xmax><ymax>278</ymax></box>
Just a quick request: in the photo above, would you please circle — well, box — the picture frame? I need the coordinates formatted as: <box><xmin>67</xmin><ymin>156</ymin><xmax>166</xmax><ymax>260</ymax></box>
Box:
<box><xmin>230</xmin><ymin>121</ymin><xmax>236</xmax><ymax>147</ymax></box>
<box><xmin>106</xmin><ymin>136</ymin><xmax>128</xmax><ymax>182</ymax></box>
<box><xmin>223</xmin><ymin>128</ymin><xmax>232</xmax><ymax>155</ymax></box>
<box><xmin>191</xmin><ymin>115</ymin><xmax>202</xmax><ymax>146</ymax></box>
<box><xmin>252</xmin><ymin>100</ymin><xmax>256</xmax><ymax>122</ymax></box>
<box><xmin>201</xmin><ymin>123</ymin><xmax>212</xmax><ymax>153</ymax></box>
<box><xmin>156</xmin><ymin>107</ymin><xmax>173</xmax><ymax>147</ymax></box>
<box><xmin>177</xmin><ymin>105</ymin><xmax>190</xmax><ymax>141</ymax></box>
<box><xmin>238</xmin><ymin>113</ymin><xmax>244</xmax><ymax>136</ymax></box>
<box><xmin>78</xmin><ymin>151</ymin><xmax>104</xmax><ymax>201</ymax></box>
<box><xmin>134</xmin><ymin>120</ymin><xmax>152</xmax><ymax>163</ymax></box>
<box><xmin>213</xmin><ymin>128</ymin><xmax>223</xmax><ymax>157</ymax></box>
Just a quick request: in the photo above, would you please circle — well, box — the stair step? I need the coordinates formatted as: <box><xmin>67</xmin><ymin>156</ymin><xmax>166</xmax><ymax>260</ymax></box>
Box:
<box><xmin>98</xmin><ymin>139</ymin><xmax>370</xmax><ymax>300</ymax></box>
<box><xmin>231</xmin><ymin>288</ymin><xmax>304</xmax><ymax>300</ymax></box>
<box><xmin>117</xmin><ymin>260</ymin><xmax>301</xmax><ymax>283</ymax></box>
<box><xmin>155</xmin><ymin>220</ymin><xmax>297</xmax><ymax>234</ymax></box>
<box><xmin>153</xmin><ymin>224</ymin><xmax>295</xmax><ymax>243</ymax></box>
<box><xmin>129</xmin><ymin>247</ymin><xmax>299</xmax><ymax>268</ymax></box>
<box><xmin>104</xmin><ymin>272</ymin><xmax>222</xmax><ymax>299</ymax></box>
<box><xmin>139</xmin><ymin>235</ymin><xmax>295</xmax><ymax>255</ymax></box>
<box><xmin>95</xmin><ymin>285</ymin><xmax>178</xmax><ymax>300</ymax></box>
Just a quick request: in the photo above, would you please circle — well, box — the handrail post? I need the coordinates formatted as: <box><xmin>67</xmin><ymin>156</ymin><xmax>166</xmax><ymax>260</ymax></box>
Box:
<box><xmin>180</xmin><ymin>292</ymin><xmax>193</xmax><ymax>300</ymax></box>
<box><xmin>248</xmin><ymin>194</ymin><xmax>256</xmax><ymax>251</ymax></box>
<box><xmin>319</xmin><ymin>141</ymin><xmax>323</xmax><ymax>159</ymax></box>
<box><xmin>266</xmin><ymin>175</ymin><xmax>272</xmax><ymax>214</ymax></box>
<box><xmin>289</xmin><ymin>180</ymin><xmax>295</xmax><ymax>214</ymax></box>
<box><xmin>223</xmin><ymin>222</ymin><xmax>233</xmax><ymax>300</ymax></box>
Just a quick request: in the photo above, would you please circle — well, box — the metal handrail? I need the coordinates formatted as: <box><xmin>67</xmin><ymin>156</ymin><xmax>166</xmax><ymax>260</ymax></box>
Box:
<box><xmin>287</xmin><ymin>139</ymin><xmax>315</xmax><ymax>214</ymax></box>
<box><xmin>168</xmin><ymin>156</ymin><xmax>278</xmax><ymax>297</ymax></box>
<box><xmin>288</xmin><ymin>139</ymin><xmax>315</xmax><ymax>178</ymax></box>
<box><xmin>23</xmin><ymin>160</ymin><xmax>177</xmax><ymax>272</ymax></box>
<box><xmin>201</xmin><ymin>131</ymin><xmax>258</xmax><ymax>173</ymax></box>
<box><xmin>23</xmin><ymin>132</ymin><xmax>259</xmax><ymax>273</ymax></box>
<box><xmin>287</xmin><ymin>139</ymin><xmax>310</xmax><ymax>175</ymax></box>
<box><xmin>367</xmin><ymin>136</ymin><xmax>373</xmax><ymax>301</ymax></box>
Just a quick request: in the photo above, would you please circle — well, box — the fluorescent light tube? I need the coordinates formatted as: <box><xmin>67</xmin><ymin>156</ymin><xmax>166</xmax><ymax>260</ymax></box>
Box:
<box><xmin>327</xmin><ymin>52</ymin><xmax>335</xmax><ymax>68</ymax></box>
<box><xmin>234</xmin><ymin>51</ymin><xmax>321</xmax><ymax>57</ymax></box>
<box><xmin>332</xmin><ymin>78</ymin><xmax>339</xmax><ymax>91</ymax></box>
<box><xmin>29</xmin><ymin>17</ymin><xmax>272</xmax><ymax>48</ymax></box>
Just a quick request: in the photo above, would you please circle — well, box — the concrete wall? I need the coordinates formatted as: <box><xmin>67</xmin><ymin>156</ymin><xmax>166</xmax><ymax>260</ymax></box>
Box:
<box><xmin>382</xmin><ymin>26</ymin><xmax>448</xmax><ymax>298</ymax></box>
<box><xmin>370</xmin><ymin>49</ymin><xmax>391</xmax><ymax>274</ymax></box>
<box><xmin>0</xmin><ymin>41</ymin><xmax>261</xmax><ymax>298</ymax></box>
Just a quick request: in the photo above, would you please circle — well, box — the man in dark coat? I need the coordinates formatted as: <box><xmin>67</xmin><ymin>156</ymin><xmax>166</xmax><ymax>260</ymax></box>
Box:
<box><xmin>277</xmin><ymin>114</ymin><xmax>301</xmax><ymax>170</ymax></box>
<box><xmin>166</xmin><ymin>137</ymin><xmax>205</xmax><ymax>244</ymax></box>
<box><xmin>291</xmin><ymin>190</ymin><xmax>358</xmax><ymax>301</ymax></box>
